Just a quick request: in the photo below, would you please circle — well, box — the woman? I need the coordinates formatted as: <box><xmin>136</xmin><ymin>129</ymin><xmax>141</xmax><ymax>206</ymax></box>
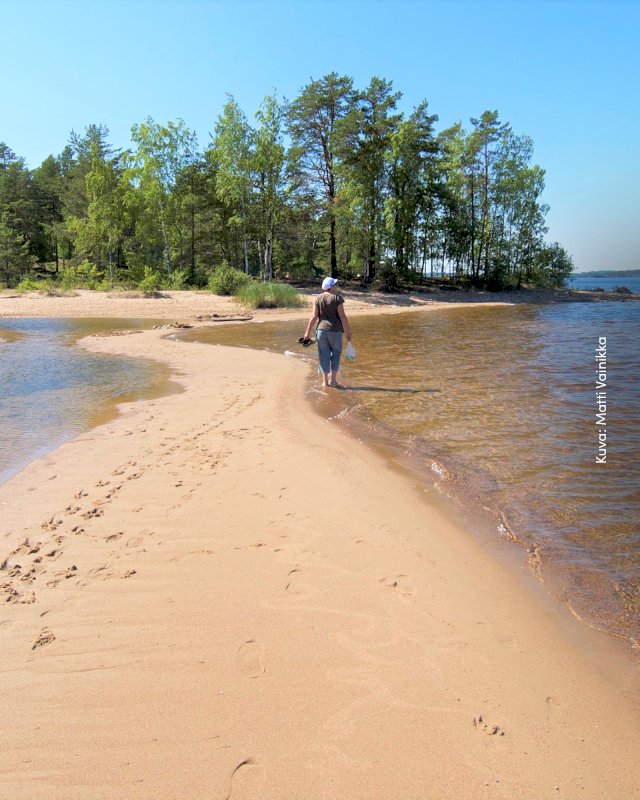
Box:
<box><xmin>302</xmin><ymin>277</ymin><xmax>352</xmax><ymax>389</ymax></box>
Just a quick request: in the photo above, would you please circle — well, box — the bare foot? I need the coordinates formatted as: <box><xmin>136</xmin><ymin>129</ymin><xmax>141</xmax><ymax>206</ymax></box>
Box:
<box><xmin>328</xmin><ymin>381</ymin><xmax>345</xmax><ymax>390</ymax></box>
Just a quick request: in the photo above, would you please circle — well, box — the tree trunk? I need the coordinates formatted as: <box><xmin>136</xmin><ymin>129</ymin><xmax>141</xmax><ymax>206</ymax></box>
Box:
<box><xmin>330</xmin><ymin>212</ymin><xmax>337</xmax><ymax>278</ymax></box>
<box><xmin>158</xmin><ymin>197</ymin><xmax>171</xmax><ymax>274</ymax></box>
<box><xmin>243</xmin><ymin>232</ymin><xmax>249</xmax><ymax>274</ymax></box>
<box><xmin>190</xmin><ymin>201</ymin><xmax>196</xmax><ymax>284</ymax></box>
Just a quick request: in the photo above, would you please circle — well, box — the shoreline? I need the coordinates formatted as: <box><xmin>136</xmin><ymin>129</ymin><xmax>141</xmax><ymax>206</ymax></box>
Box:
<box><xmin>1</xmin><ymin>313</ymin><xmax>639</xmax><ymax>796</ymax></box>
<box><xmin>1</xmin><ymin>284</ymin><xmax>638</xmax><ymax>324</ymax></box>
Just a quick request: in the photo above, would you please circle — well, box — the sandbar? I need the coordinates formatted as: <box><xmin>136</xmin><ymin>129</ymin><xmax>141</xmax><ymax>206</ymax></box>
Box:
<box><xmin>0</xmin><ymin>292</ymin><xmax>639</xmax><ymax>799</ymax></box>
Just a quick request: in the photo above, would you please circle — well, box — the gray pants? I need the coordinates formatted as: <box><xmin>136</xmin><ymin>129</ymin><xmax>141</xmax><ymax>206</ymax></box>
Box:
<box><xmin>316</xmin><ymin>329</ymin><xmax>343</xmax><ymax>373</ymax></box>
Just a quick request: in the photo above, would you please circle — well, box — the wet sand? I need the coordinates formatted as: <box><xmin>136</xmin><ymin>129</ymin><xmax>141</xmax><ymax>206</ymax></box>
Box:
<box><xmin>1</xmin><ymin>293</ymin><xmax>639</xmax><ymax>798</ymax></box>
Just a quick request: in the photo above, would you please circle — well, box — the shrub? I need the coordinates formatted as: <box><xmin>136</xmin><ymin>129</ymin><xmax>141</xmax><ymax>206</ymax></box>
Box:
<box><xmin>161</xmin><ymin>268</ymin><xmax>189</xmax><ymax>290</ymax></box>
<box><xmin>234</xmin><ymin>282</ymin><xmax>304</xmax><ymax>309</ymax></box>
<box><xmin>60</xmin><ymin>267</ymin><xmax>78</xmax><ymax>290</ymax></box>
<box><xmin>208</xmin><ymin>261</ymin><xmax>251</xmax><ymax>295</ymax></box>
<box><xmin>375</xmin><ymin>261</ymin><xmax>400</xmax><ymax>292</ymax></box>
<box><xmin>16</xmin><ymin>278</ymin><xmax>52</xmax><ymax>293</ymax></box>
<box><xmin>138</xmin><ymin>267</ymin><xmax>162</xmax><ymax>296</ymax></box>
<box><xmin>60</xmin><ymin>259</ymin><xmax>101</xmax><ymax>290</ymax></box>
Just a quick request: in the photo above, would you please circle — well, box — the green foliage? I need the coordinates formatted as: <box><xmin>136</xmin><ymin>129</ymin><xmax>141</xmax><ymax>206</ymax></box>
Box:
<box><xmin>234</xmin><ymin>281</ymin><xmax>304</xmax><ymax>308</ymax></box>
<box><xmin>162</xmin><ymin>268</ymin><xmax>189</xmax><ymax>290</ymax></box>
<box><xmin>530</xmin><ymin>242</ymin><xmax>574</xmax><ymax>288</ymax></box>
<box><xmin>15</xmin><ymin>278</ymin><xmax>52</xmax><ymax>293</ymax></box>
<box><xmin>138</xmin><ymin>266</ymin><xmax>162</xmax><ymax>295</ymax></box>
<box><xmin>288</xmin><ymin>72</ymin><xmax>355</xmax><ymax>277</ymax></box>
<box><xmin>60</xmin><ymin>259</ymin><xmax>100</xmax><ymax>289</ymax></box>
<box><xmin>375</xmin><ymin>260</ymin><xmax>401</xmax><ymax>292</ymax></box>
<box><xmin>207</xmin><ymin>261</ymin><xmax>251</xmax><ymax>295</ymax></box>
<box><xmin>1</xmin><ymin>78</ymin><xmax>573</xmax><ymax>294</ymax></box>
<box><xmin>60</xmin><ymin>266</ymin><xmax>77</xmax><ymax>290</ymax></box>
<box><xmin>0</xmin><ymin>209</ymin><xmax>33</xmax><ymax>285</ymax></box>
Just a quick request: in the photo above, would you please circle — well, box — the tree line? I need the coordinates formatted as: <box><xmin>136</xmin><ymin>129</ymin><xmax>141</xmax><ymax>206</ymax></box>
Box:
<box><xmin>0</xmin><ymin>72</ymin><xmax>573</xmax><ymax>291</ymax></box>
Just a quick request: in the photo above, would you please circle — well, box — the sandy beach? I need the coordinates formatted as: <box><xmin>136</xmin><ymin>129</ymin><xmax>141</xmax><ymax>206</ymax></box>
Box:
<box><xmin>1</xmin><ymin>283</ymin><xmax>634</xmax><ymax>324</ymax></box>
<box><xmin>1</xmin><ymin>291</ymin><xmax>639</xmax><ymax>799</ymax></box>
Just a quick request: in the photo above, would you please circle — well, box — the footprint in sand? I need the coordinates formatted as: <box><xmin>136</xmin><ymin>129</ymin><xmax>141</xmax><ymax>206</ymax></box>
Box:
<box><xmin>473</xmin><ymin>715</ymin><xmax>505</xmax><ymax>736</ymax></box>
<box><xmin>225</xmin><ymin>758</ymin><xmax>260</xmax><ymax>799</ymax></box>
<box><xmin>32</xmin><ymin>628</ymin><xmax>56</xmax><ymax>650</ymax></box>
<box><xmin>284</xmin><ymin>567</ymin><xmax>303</xmax><ymax>594</ymax></box>
<box><xmin>41</xmin><ymin>516</ymin><xmax>63</xmax><ymax>532</ymax></box>
<box><xmin>237</xmin><ymin>640</ymin><xmax>265</xmax><ymax>678</ymax></box>
<box><xmin>46</xmin><ymin>565</ymin><xmax>78</xmax><ymax>587</ymax></box>
<box><xmin>1</xmin><ymin>582</ymin><xmax>36</xmax><ymax>604</ymax></box>
<box><xmin>381</xmin><ymin>575</ymin><xmax>415</xmax><ymax>598</ymax></box>
<box><xmin>77</xmin><ymin>564</ymin><xmax>116</xmax><ymax>586</ymax></box>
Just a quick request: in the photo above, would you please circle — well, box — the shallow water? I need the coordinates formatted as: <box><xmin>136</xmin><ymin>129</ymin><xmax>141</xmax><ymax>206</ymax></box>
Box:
<box><xmin>0</xmin><ymin>317</ymin><xmax>170</xmax><ymax>484</ymax></box>
<box><xmin>183</xmin><ymin>301</ymin><xmax>640</xmax><ymax>648</ymax></box>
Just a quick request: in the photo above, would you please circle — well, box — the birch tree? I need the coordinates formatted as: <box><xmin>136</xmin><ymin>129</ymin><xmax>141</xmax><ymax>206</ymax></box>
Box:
<box><xmin>209</xmin><ymin>97</ymin><xmax>253</xmax><ymax>273</ymax></box>
<box><xmin>253</xmin><ymin>94</ymin><xmax>287</xmax><ymax>281</ymax></box>
<box><xmin>128</xmin><ymin>118</ymin><xmax>197</xmax><ymax>274</ymax></box>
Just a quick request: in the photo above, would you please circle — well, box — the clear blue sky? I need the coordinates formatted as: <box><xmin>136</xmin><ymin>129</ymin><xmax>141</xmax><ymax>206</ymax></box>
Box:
<box><xmin>2</xmin><ymin>0</ymin><xmax>638</xmax><ymax>270</ymax></box>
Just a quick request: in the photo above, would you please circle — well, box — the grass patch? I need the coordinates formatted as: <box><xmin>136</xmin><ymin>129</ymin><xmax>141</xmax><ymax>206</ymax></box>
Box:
<box><xmin>14</xmin><ymin>278</ymin><xmax>78</xmax><ymax>296</ymax></box>
<box><xmin>234</xmin><ymin>282</ymin><xmax>305</xmax><ymax>309</ymax></box>
<box><xmin>107</xmin><ymin>290</ymin><xmax>166</xmax><ymax>299</ymax></box>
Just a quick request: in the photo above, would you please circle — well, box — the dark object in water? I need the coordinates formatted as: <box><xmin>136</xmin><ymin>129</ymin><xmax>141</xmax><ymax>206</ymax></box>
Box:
<box><xmin>614</xmin><ymin>286</ymin><xmax>633</xmax><ymax>294</ymax></box>
<box><xmin>195</xmin><ymin>314</ymin><xmax>253</xmax><ymax>322</ymax></box>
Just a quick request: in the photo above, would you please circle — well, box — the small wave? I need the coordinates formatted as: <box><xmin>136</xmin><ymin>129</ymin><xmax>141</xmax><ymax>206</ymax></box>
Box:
<box><xmin>430</xmin><ymin>461</ymin><xmax>449</xmax><ymax>481</ymax></box>
<box><xmin>328</xmin><ymin>405</ymin><xmax>361</xmax><ymax>421</ymax></box>
<box><xmin>497</xmin><ymin>517</ymin><xmax>517</xmax><ymax>541</ymax></box>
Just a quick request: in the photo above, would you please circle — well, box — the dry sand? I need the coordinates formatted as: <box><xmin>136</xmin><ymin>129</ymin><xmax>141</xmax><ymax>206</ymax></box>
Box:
<box><xmin>0</xmin><ymin>287</ymin><xmax>445</xmax><ymax>322</ymax></box>
<box><xmin>1</xmin><ymin>292</ymin><xmax>639</xmax><ymax>799</ymax></box>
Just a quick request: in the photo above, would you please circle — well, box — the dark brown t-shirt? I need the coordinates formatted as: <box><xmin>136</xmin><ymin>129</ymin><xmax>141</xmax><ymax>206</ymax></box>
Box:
<box><xmin>315</xmin><ymin>292</ymin><xmax>344</xmax><ymax>332</ymax></box>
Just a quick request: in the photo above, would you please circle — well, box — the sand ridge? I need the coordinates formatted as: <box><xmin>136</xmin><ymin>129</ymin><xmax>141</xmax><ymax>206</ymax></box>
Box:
<box><xmin>0</xmin><ymin>324</ymin><xmax>639</xmax><ymax>798</ymax></box>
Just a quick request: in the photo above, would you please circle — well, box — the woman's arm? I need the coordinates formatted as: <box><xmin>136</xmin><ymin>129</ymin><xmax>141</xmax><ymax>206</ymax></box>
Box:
<box><xmin>337</xmin><ymin>304</ymin><xmax>352</xmax><ymax>341</ymax></box>
<box><xmin>303</xmin><ymin>310</ymin><xmax>318</xmax><ymax>340</ymax></box>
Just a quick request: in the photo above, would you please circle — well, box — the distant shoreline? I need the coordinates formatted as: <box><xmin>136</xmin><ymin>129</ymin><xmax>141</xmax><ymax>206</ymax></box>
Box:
<box><xmin>573</xmin><ymin>268</ymin><xmax>640</xmax><ymax>277</ymax></box>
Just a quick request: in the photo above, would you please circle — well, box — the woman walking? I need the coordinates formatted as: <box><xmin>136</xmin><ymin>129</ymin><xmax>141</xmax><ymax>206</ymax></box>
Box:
<box><xmin>302</xmin><ymin>277</ymin><xmax>352</xmax><ymax>389</ymax></box>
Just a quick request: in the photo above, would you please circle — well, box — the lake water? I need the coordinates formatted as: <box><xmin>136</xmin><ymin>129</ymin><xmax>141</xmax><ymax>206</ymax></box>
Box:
<box><xmin>183</xmin><ymin>300</ymin><xmax>640</xmax><ymax>650</ymax></box>
<box><xmin>569</xmin><ymin>274</ymin><xmax>640</xmax><ymax>293</ymax></box>
<box><xmin>0</xmin><ymin>317</ymin><xmax>170</xmax><ymax>484</ymax></box>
